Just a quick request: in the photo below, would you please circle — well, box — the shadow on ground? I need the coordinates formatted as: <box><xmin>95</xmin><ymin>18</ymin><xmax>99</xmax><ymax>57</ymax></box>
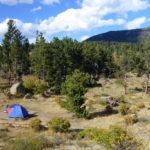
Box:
<box><xmin>90</xmin><ymin>109</ymin><xmax>118</xmax><ymax>119</ymax></box>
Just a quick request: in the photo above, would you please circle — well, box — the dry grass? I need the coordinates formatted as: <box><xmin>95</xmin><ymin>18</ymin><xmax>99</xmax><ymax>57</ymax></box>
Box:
<box><xmin>1</xmin><ymin>75</ymin><xmax>150</xmax><ymax>148</ymax></box>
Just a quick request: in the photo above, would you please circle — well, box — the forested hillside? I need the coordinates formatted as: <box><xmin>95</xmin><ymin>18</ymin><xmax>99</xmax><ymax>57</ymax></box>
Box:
<box><xmin>86</xmin><ymin>27</ymin><xmax>150</xmax><ymax>43</ymax></box>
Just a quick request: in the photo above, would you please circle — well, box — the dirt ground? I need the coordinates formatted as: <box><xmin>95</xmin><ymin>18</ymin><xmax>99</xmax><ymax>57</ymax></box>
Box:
<box><xmin>0</xmin><ymin>95</ymin><xmax>123</xmax><ymax>130</ymax></box>
<box><xmin>1</xmin><ymin>75</ymin><xmax>150</xmax><ymax>149</ymax></box>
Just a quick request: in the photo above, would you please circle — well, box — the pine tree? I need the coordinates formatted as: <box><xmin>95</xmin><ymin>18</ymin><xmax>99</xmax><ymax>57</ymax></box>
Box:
<box><xmin>31</xmin><ymin>32</ymin><xmax>47</xmax><ymax>79</ymax></box>
<box><xmin>2</xmin><ymin>20</ymin><xmax>18</xmax><ymax>83</ymax></box>
<box><xmin>11</xmin><ymin>30</ymin><xmax>23</xmax><ymax>80</ymax></box>
<box><xmin>1</xmin><ymin>19</ymin><xmax>30</xmax><ymax>82</ymax></box>
<box><xmin>62</xmin><ymin>70</ymin><xmax>91</xmax><ymax>118</ymax></box>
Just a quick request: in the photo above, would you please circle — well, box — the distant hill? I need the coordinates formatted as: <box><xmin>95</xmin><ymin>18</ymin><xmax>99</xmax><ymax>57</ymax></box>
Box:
<box><xmin>85</xmin><ymin>27</ymin><xmax>150</xmax><ymax>43</ymax></box>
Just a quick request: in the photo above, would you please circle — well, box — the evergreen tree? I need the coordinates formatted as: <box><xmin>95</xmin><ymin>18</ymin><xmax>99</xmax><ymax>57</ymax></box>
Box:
<box><xmin>1</xmin><ymin>19</ymin><xmax>30</xmax><ymax>82</ymax></box>
<box><xmin>31</xmin><ymin>32</ymin><xmax>46</xmax><ymax>79</ymax></box>
<box><xmin>116</xmin><ymin>51</ymin><xmax>132</xmax><ymax>94</ymax></box>
<box><xmin>2</xmin><ymin>20</ymin><xmax>18</xmax><ymax>82</ymax></box>
<box><xmin>21</xmin><ymin>38</ymin><xmax>30</xmax><ymax>75</ymax></box>
<box><xmin>62</xmin><ymin>70</ymin><xmax>91</xmax><ymax>118</ymax></box>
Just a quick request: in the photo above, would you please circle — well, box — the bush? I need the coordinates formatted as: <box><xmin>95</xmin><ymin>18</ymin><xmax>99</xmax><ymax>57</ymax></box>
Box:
<box><xmin>136</xmin><ymin>103</ymin><xmax>145</xmax><ymax>109</ymax></box>
<box><xmin>106</xmin><ymin>126</ymin><xmax>141</xmax><ymax>150</ymax></box>
<box><xmin>129</xmin><ymin>106</ymin><xmax>139</xmax><ymax>114</ymax></box>
<box><xmin>125</xmin><ymin>115</ymin><xmax>138</xmax><ymax>125</ymax></box>
<box><xmin>29</xmin><ymin>118</ymin><xmax>43</xmax><ymax>131</ymax></box>
<box><xmin>79</xmin><ymin>128</ymin><xmax>106</xmax><ymax>140</ymax></box>
<box><xmin>79</xmin><ymin>126</ymin><xmax>142</xmax><ymax>150</ymax></box>
<box><xmin>118</xmin><ymin>103</ymin><xmax>130</xmax><ymax>115</ymax></box>
<box><xmin>22</xmin><ymin>75</ymin><xmax>48</xmax><ymax>95</ymax></box>
<box><xmin>34</xmin><ymin>79</ymin><xmax>48</xmax><ymax>95</ymax></box>
<box><xmin>0</xmin><ymin>128</ymin><xmax>10</xmax><ymax>141</ymax></box>
<box><xmin>47</xmin><ymin>117</ymin><xmax>70</xmax><ymax>133</ymax></box>
<box><xmin>22</xmin><ymin>75</ymin><xmax>37</xmax><ymax>90</ymax></box>
<box><xmin>118</xmin><ymin>95</ymin><xmax>126</xmax><ymax>103</ymax></box>
<box><xmin>4</xmin><ymin>136</ymin><xmax>54</xmax><ymax>150</ymax></box>
<box><xmin>54</xmin><ymin>96</ymin><xmax>66</xmax><ymax>108</ymax></box>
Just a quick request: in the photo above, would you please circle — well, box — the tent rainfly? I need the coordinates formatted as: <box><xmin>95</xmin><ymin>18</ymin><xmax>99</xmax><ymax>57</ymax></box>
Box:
<box><xmin>6</xmin><ymin>105</ymin><xmax>29</xmax><ymax>118</ymax></box>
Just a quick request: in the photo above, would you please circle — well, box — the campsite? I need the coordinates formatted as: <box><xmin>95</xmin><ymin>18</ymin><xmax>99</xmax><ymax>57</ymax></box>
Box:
<box><xmin>0</xmin><ymin>1</ymin><xmax>150</xmax><ymax>149</ymax></box>
<box><xmin>1</xmin><ymin>74</ymin><xmax>150</xmax><ymax>149</ymax></box>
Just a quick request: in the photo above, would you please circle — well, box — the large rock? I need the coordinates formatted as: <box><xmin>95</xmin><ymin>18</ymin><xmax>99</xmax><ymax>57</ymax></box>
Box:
<box><xmin>10</xmin><ymin>83</ymin><xmax>26</xmax><ymax>97</ymax></box>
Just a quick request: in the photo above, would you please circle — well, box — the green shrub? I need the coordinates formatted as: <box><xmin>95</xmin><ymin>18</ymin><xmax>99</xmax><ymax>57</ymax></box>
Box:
<box><xmin>125</xmin><ymin>115</ymin><xmax>138</xmax><ymax>125</ymax></box>
<box><xmin>79</xmin><ymin>126</ymin><xmax>142</xmax><ymax>150</ymax></box>
<box><xmin>34</xmin><ymin>79</ymin><xmax>48</xmax><ymax>95</ymax></box>
<box><xmin>100</xmin><ymin>93</ymin><xmax>110</xmax><ymax>97</ymax></box>
<box><xmin>105</xmin><ymin>126</ymin><xmax>141</xmax><ymax>150</ymax></box>
<box><xmin>118</xmin><ymin>95</ymin><xmax>126</xmax><ymax>103</ymax></box>
<box><xmin>79</xmin><ymin>128</ymin><xmax>102</xmax><ymax>139</ymax></box>
<box><xmin>22</xmin><ymin>75</ymin><xmax>48</xmax><ymax>95</ymax></box>
<box><xmin>47</xmin><ymin>117</ymin><xmax>70</xmax><ymax>133</ymax></box>
<box><xmin>136</xmin><ymin>103</ymin><xmax>145</xmax><ymax>109</ymax></box>
<box><xmin>4</xmin><ymin>136</ymin><xmax>54</xmax><ymax>150</ymax></box>
<box><xmin>29</xmin><ymin>118</ymin><xmax>42</xmax><ymax>131</ymax></box>
<box><xmin>118</xmin><ymin>103</ymin><xmax>130</xmax><ymax>115</ymax></box>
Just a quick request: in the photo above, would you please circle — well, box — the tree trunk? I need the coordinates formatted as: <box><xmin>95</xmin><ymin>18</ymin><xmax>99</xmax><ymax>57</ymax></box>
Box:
<box><xmin>145</xmin><ymin>73</ymin><xmax>149</xmax><ymax>94</ymax></box>
<box><xmin>124</xmin><ymin>73</ymin><xmax>127</xmax><ymax>95</ymax></box>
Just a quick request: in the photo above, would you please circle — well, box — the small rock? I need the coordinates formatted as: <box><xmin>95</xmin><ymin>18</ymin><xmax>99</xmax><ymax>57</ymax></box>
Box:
<box><xmin>106</xmin><ymin>96</ymin><xmax>119</xmax><ymax>107</ymax></box>
<box><xmin>130</xmin><ymin>113</ymin><xmax>137</xmax><ymax>118</ymax></box>
<box><xmin>24</xmin><ymin>93</ymin><xmax>32</xmax><ymax>99</ymax></box>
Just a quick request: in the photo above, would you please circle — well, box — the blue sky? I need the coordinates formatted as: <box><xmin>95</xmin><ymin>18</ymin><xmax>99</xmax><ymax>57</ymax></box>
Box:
<box><xmin>0</xmin><ymin>0</ymin><xmax>150</xmax><ymax>43</ymax></box>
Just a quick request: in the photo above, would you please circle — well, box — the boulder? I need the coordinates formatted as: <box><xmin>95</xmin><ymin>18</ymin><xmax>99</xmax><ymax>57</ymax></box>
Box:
<box><xmin>10</xmin><ymin>83</ymin><xmax>26</xmax><ymax>97</ymax></box>
<box><xmin>24</xmin><ymin>93</ymin><xmax>32</xmax><ymax>99</ymax></box>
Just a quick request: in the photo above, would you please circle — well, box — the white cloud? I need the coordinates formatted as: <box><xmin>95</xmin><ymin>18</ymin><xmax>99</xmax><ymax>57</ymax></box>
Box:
<box><xmin>0</xmin><ymin>19</ymin><xmax>8</xmax><ymax>37</ymax></box>
<box><xmin>41</xmin><ymin>0</ymin><xmax>60</xmax><ymax>5</ymax></box>
<box><xmin>31</xmin><ymin>6</ymin><xmax>42</xmax><ymax>12</ymax></box>
<box><xmin>29</xmin><ymin>38</ymin><xmax>36</xmax><ymax>43</ymax></box>
<box><xmin>80</xmin><ymin>35</ymin><xmax>89</xmax><ymax>41</ymax></box>
<box><xmin>37</xmin><ymin>0</ymin><xmax>149</xmax><ymax>34</ymax></box>
<box><xmin>0</xmin><ymin>0</ymin><xmax>17</xmax><ymax>5</ymax></box>
<box><xmin>126</xmin><ymin>17</ymin><xmax>147</xmax><ymax>29</ymax></box>
<box><xmin>19</xmin><ymin>0</ymin><xmax>33</xmax><ymax>4</ymax></box>
<box><xmin>0</xmin><ymin>0</ymin><xmax>33</xmax><ymax>5</ymax></box>
<box><xmin>0</xmin><ymin>18</ymin><xmax>36</xmax><ymax>39</ymax></box>
<box><xmin>0</xmin><ymin>0</ymin><xmax>149</xmax><ymax>40</ymax></box>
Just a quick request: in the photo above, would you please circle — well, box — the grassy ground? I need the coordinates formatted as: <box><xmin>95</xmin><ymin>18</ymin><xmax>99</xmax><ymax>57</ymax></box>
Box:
<box><xmin>0</xmin><ymin>74</ymin><xmax>150</xmax><ymax>149</ymax></box>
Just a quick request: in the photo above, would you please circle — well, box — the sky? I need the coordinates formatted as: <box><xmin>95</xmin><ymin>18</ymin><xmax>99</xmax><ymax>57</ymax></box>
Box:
<box><xmin>0</xmin><ymin>0</ymin><xmax>150</xmax><ymax>43</ymax></box>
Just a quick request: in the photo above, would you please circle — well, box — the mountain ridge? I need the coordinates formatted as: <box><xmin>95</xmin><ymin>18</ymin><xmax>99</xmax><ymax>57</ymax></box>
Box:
<box><xmin>85</xmin><ymin>27</ymin><xmax>150</xmax><ymax>43</ymax></box>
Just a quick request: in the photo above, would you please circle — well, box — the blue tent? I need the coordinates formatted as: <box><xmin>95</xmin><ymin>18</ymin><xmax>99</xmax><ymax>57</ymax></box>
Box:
<box><xmin>9</xmin><ymin>105</ymin><xmax>29</xmax><ymax>118</ymax></box>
